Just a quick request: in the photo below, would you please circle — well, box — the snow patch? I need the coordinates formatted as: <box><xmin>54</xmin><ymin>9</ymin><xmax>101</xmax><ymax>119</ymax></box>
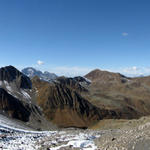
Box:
<box><xmin>21</xmin><ymin>90</ymin><xmax>31</xmax><ymax>100</ymax></box>
<box><xmin>6</xmin><ymin>85</ymin><xmax>12</xmax><ymax>92</ymax></box>
<box><xmin>50</xmin><ymin>132</ymin><xmax>99</xmax><ymax>150</ymax></box>
<box><xmin>0</xmin><ymin>115</ymin><xmax>101</xmax><ymax>150</ymax></box>
<box><xmin>84</xmin><ymin>77</ymin><xmax>92</xmax><ymax>83</ymax></box>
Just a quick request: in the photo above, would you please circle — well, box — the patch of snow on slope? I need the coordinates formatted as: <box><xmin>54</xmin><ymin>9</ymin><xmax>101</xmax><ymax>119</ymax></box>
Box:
<box><xmin>0</xmin><ymin>114</ymin><xmax>32</xmax><ymax>131</ymax></box>
<box><xmin>50</xmin><ymin>132</ymin><xmax>100</xmax><ymax>150</ymax></box>
<box><xmin>0</xmin><ymin>128</ymin><xmax>101</xmax><ymax>150</ymax></box>
<box><xmin>3</xmin><ymin>80</ymin><xmax>12</xmax><ymax>92</ymax></box>
<box><xmin>21</xmin><ymin>90</ymin><xmax>31</xmax><ymax>100</ymax></box>
<box><xmin>0</xmin><ymin>115</ymin><xmax>101</xmax><ymax>150</ymax></box>
<box><xmin>84</xmin><ymin>77</ymin><xmax>92</xmax><ymax>83</ymax></box>
<box><xmin>69</xmin><ymin>133</ymin><xmax>97</xmax><ymax>150</ymax></box>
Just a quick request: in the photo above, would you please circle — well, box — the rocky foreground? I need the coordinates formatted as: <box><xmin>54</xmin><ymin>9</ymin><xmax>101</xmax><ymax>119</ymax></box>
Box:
<box><xmin>0</xmin><ymin>128</ymin><xmax>101</xmax><ymax>150</ymax></box>
<box><xmin>1</xmin><ymin>117</ymin><xmax>150</xmax><ymax>150</ymax></box>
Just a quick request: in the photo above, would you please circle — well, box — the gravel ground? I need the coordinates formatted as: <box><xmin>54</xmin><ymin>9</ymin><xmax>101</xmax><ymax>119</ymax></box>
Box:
<box><xmin>95</xmin><ymin>122</ymin><xmax>150</xmax><ymax>150</ymax></box>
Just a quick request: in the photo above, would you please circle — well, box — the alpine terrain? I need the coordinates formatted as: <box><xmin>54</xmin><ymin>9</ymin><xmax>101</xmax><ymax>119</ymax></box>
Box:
<box><xmin>0</xmin><ymin>66</ymin><xmax>150</xmax><ymax>149</ymax></box>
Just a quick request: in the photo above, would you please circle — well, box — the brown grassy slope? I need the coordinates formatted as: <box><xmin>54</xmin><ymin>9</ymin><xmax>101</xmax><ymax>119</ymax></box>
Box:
<box><xmin>31</xmin><ymin>69</ymin><xmax>150</xmax><ymax>128</ymax></box>
<box><xmin>84</xmin><ymin>69</ymin><xmax>150</xmax><ymax>118</ymax></box>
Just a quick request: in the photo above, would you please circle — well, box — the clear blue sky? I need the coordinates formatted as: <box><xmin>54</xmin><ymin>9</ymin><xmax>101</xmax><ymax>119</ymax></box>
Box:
<box><xmin>0</xmin><ymin>0</ymin><xmax>150</xmax><ymax>76</ymax></box>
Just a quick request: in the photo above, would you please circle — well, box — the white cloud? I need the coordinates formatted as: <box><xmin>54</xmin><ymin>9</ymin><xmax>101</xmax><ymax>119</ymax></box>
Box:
<box><xmin>49</xmin><ymin>66</ymin><xmax>93</xmax><ymax>77</ymax></box>
<box><xmin>37</xmin><ymin>60</ymin><xmax>44</xmax><ymax>65</ymax></box>
<box><xmin>121</xmin><ymin>67</ymin><xmax>141</xmax><ymax>76</ymax></box>
<box><xmin>122</xmin><ymin>32</ymin><xmax>128</xmax><ymax>36</ymax></box>
<box><xmin>115</xmin><ymin>67</ymin><xmax>150</xmax><ymax>77</ymax></box>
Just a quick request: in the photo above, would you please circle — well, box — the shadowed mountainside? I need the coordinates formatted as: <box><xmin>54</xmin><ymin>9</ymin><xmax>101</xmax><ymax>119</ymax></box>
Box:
<box><xmin>0</xmin><ymin>66</ymin><xmax>56</xmax><ymax>130</ymax></box>
<box><xmin>0</xmin><ymin>88</ymin><xmax>31</xmax><ymax>122</ymax></box>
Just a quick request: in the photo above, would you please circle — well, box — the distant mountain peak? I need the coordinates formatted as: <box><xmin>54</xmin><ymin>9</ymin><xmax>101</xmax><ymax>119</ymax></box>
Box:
<box><xmin>22</xmin><ymin>67</ymin><xmax>57</xmax><ymax>82</ymax></box>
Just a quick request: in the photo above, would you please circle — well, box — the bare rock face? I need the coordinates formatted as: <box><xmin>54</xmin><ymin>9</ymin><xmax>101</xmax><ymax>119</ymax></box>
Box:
<box><xmin>0</xmin><ymin>88</ymin><xmax>31</xmax><ymax>122</ymax></box>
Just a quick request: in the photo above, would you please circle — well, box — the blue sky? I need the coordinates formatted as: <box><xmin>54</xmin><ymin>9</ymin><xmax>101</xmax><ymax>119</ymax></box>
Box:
<box><xmin>0</xmin><ymin>0</ymin><xmax>150</xmax><ymax>76</ymax></box>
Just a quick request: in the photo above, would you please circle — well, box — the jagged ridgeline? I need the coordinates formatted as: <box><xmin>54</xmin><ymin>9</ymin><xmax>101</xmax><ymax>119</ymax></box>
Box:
<box><xmin>1</xmin><ymin>65</ymin><xmax>150</xmax><ymax>130</ymax></box>
<box><xmin>0</xmin><ymin>66</ymin><xmax>120</xmax><ymax>129</ymax></box>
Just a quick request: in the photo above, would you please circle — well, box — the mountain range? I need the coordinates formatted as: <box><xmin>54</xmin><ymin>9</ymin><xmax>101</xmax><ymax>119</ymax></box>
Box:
<box><xmin>0</xmin><ymin>65</ymin><xmax>150</xmax><ymax>130</ymax></box>
<box><xmin>22</xmin><ymin>67</ymin><xmax>57</xmax><ymax>82</ymax></box>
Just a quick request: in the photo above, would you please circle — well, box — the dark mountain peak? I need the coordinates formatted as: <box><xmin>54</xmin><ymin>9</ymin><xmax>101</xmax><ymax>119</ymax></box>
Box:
<box><xmin>0</xmin><ymin>65</ymin><xmax>21</xmax><ymax>81</ymax></box>
<box><xmin>0</xmin><ymin>66</ymin><xmax>32</xmax><ymax>89</ymax></box>
<box><xmin>4</xmin><ymin>65</ymin><xmax>16</xmax><ymax>70</ymax></box>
